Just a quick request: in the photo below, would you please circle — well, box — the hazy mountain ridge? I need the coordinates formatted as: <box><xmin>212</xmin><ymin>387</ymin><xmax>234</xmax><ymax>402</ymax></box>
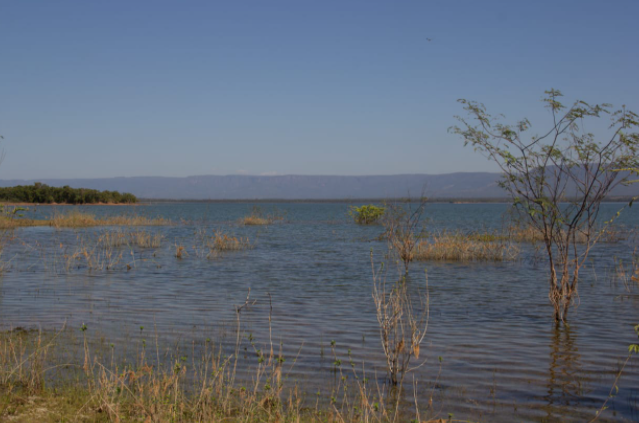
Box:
<box><xmin>0</xmin><ymin>173</ymin><xmax>636</xmax><ymax>200</ymax></box>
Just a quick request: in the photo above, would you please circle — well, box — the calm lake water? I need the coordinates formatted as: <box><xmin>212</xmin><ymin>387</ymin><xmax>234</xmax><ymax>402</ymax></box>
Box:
<box><xmin>1</xmin><ymin>202</ymin><xmax>638</xmax><ymax>422</ymax></box>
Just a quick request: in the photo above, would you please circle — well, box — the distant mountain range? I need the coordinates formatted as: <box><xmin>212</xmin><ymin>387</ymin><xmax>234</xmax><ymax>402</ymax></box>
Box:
<box><xmin>0</xmin><ymin>173</ymin><xmax>637</xmax><ymax>200</ymax></box>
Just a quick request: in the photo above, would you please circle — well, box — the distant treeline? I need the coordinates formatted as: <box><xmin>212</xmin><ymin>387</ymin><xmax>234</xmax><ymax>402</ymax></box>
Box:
<box><xmin>0</xmin><ymin>183</ymin><xmax>137</xmax><ymax>204</ymax></box>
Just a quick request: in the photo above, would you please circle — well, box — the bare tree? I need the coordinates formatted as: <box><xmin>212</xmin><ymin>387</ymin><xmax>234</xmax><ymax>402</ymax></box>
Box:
<box><xmin>450</xmin><ymin>89</ymin><xmax>639</xmax><ymax>322</ymax></box>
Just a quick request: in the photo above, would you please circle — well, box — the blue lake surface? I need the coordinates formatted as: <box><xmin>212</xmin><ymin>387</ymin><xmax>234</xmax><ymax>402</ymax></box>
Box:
<box><xmin>1</xmin><ymin>202</ymin><xmax>638</xmax><ymax>422</ymax></box>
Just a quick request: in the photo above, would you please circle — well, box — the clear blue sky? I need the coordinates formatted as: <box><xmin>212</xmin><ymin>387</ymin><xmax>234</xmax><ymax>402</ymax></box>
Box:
<box><xmin>1</xmin><ymin>0</ymin><xmax>638</xmax><ymax>179</ymax></box>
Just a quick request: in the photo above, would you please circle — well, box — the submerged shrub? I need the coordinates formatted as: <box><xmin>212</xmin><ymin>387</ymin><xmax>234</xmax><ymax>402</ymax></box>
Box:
<box><xmin>349</xmin><ymin>205</ymin><xmax>385</xmax><ymax>225</ymax></box>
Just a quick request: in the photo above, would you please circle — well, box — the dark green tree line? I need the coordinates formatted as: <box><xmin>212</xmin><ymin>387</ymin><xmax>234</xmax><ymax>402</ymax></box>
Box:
<box><xmin>0</xmin><ymin>183</ymin><xmax>137</xmax><ymax>204</ymax></box>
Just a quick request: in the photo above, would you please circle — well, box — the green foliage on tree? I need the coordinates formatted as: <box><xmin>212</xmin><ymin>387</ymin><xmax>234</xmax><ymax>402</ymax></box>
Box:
<box><xmin>349</xmin><ymin>204</ymin><xmax>386</xmax><ymax>225</ymax></box>
<box><xmin>451</xmin><ymin>89</ymin><xmax>639</xmax><ymax>322</ymax></box>
<box><xmin>0</xmin><ymin>183</ymin><xmax>137</xmax><ymax>204</ymax></box>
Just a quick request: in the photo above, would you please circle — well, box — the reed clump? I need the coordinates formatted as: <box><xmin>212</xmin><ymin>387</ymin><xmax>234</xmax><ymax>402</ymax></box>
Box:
<box><xmin>210</xmin><ymin>231</ymin><xmax>253</xmax><ymax>251</ymax></box>
<box><xmin>129</xmin><ymin>230</ymin><xmax>163</xmax><ymax>248</ymax></box>
<box><xmin>612</xmin><ymin>249</ymin><xmax>639</xmax><ymax>293</ymax></box>
<box><xmin>99</xmin><ymin>230</ymin><xmax>163</xmax><ymax>248</ymax></box>
<box><xmin>175</xmin><ymin>243</ymin><xmax>187</xmax><ymax>259</ymax></box>
<box><xmin>240</xmin><ymin>206</ymin><xmax>285</xmax><ymax>226</ymax></box>
<box><xmin>0</xmin><ymin>210</ymin><xmax>169</xmax><ymax>229</ymax></box>
<box><xmin>51</xmin><ymin>210</ymin><xmax>169</xmax><ymax>228</ymax></box>
<box><xmin>506</xmin><ymin>224</ymin><xmax>629</xmax><ymax>244</ymax></box>
<box><xmin>0</xmin><ymin>217</ymin><xmax>45</xmax><ymax>229</ymax></box>
<box><xmin>62</xmin><ymin>237</ymin><xmax>125</xmax><ymax>272</ymax></box>
<box><xmin>241</xmin><ymin>215</ymin><xmax>269</xmax><ymax>225</ymax></box>
<box><xmin>415</xmin><ymin>230</ymin><xmax>520</xmax><ymax>262</ymax></box>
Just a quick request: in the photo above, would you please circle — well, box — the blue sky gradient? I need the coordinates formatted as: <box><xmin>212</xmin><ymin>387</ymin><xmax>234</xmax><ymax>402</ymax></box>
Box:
<box><xmin>1</xmin><ymin>0</ymin><xmax>638</xmax><ymax>179</ymax></box>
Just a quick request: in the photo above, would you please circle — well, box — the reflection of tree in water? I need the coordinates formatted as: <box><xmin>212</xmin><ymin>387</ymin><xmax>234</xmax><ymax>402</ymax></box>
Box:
<box><xmin>544</xmin><ymin>323</ymin><xmax>590</xmax><ymax>420</ymax></box>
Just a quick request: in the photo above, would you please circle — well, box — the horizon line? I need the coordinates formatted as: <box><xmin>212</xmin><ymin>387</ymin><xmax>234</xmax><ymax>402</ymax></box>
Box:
<box><xmin>0</xmin><ymin>171</ymin><xmax>502</xmax><ymax>181</ymax></box>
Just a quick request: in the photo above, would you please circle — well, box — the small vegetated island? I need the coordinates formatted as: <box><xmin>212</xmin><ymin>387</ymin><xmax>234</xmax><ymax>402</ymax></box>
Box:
<box><xmin>0</xmin><ymin>183</ymin><xmax>137</xmax><ymax>204</ymax></box>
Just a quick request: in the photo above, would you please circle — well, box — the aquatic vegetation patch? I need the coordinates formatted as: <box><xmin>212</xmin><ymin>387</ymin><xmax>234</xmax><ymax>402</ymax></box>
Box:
<box><xmin>0</xmin><ymin>210</ymin><xmax>171</xmax><ymax>229</ymax></box>
<box><xmin>507</xmin><ymin>224</ymin><xmax>630</xmax><ymax>244</ymax></box>
<box><xmin>0</xmin><ymin>210</ymin><xmax>169</xmax><ymax>229</ymax></box>
<box><xmin>100</xmin><ymin>230</ymin><xmax>163</xmax><ymax>248</ymax></box>
<box><xmin>210</xmin><ymin>230</ymin><xmax>253</xmax><ymax>252</ymax></box>
<box><xmin>240</xmin><ymin>206</ymin><xmax>286</xmax><ymax>226</ymax></box>
<box><xmin>415</xmin><ymin>230</ymin><xmax>520</xmax><ymax>262</ymax></box>
<box><xmin>51</xmin><ymin>210</ymin><xmax>169</xmax><ymax>228</ymax></box>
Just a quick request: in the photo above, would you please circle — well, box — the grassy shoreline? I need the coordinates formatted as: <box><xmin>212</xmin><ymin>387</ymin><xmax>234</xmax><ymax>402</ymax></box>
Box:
<box><xmin>0</xmin><ymin>325</ymin><xmax>448</xmax><ymax>423</ymax></box>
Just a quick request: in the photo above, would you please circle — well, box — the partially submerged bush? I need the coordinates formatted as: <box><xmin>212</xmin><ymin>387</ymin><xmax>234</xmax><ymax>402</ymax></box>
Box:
<box><xmin>349</xmin><ymin>204</ymin><xmax>385</xmax><ymax>225</ymax></box>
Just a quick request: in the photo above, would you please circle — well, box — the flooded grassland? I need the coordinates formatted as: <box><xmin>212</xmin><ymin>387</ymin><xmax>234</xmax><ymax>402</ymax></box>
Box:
<box><xmin>0</xmin><ymin>202</ymin><xmax>638</xmax><ymax>422</ymax></box>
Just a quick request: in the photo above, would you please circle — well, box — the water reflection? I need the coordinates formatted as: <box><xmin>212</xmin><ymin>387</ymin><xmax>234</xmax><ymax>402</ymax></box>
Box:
<box><xmin>544</xmin><ymin>323</ymin><xmax>588</xmax><ymax>420</ymax></box>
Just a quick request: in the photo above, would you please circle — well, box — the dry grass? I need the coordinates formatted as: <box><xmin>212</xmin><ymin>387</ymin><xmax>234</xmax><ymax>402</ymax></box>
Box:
<box><xmin>505</xmin><ymin>224</ymin><xmax>630</xmax><ymax>244</ymax></box>
<box><xmin>415</xmin><ymin>230</ymin><xmax>520</xmax><ymax>262</ymax></box>
<box><xmin>612</xmin><ymin>249</ymin><xmax>639</xmax><ymax>294</ymax></box>
<box><xmin>51</xmin><ymin>210</ymin><xmax>169</xmax><ymax>228</ymax></box>
<box><xmin>0</xmin><ymin>310</ymin><xmax>447</xmax><ymax>423</ymax></box>
<box><xmin>240</xmin><ymin>206</ymin><xmax>285</xmax><ymax>226</ymax></box>
<box><xmin>0</xmin><ymin>217</ymin><xmax>46</xmax><ymax>229</ymax></box>
<box><xmin>100</xmin><ymin>230</ymin><xmax>163</xmax><ymax>249</ymax></box>
<box><xmin>210</xmin><ymin>230</ymin><xmax>253</xmax><ymax>252</ymax></box>
<box><xmin>179</xmin><ymin>229</ymin><xmax>254</xmax><ymax>259</ymax></box>
<box><xmin>175</xmin><ymin>243</ymin><xmax>187</xmax><ymax>259</ymax></box>
<box><xmin>129</xmin><ymin>230</ymin><xmax>163</xmax><ymax>248</ymax></box>
<box><xmin>0</xmin><ymin>210</ymin><xmax>169</xmax><ymax>229</ymax></box>
<box><xmin>241</xmin><ymin>215</ymin><xmax>270</xmax><ymax>225</ymax></box>
<box><xmin>62</xmin><ymin>237</ymin><xmax>125</xmax><ymax>272</ymax></box>
<box><xmin>54</xmin><ymin>230</ymin><xmax>162</xmax><ymax>273</ymax></box>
